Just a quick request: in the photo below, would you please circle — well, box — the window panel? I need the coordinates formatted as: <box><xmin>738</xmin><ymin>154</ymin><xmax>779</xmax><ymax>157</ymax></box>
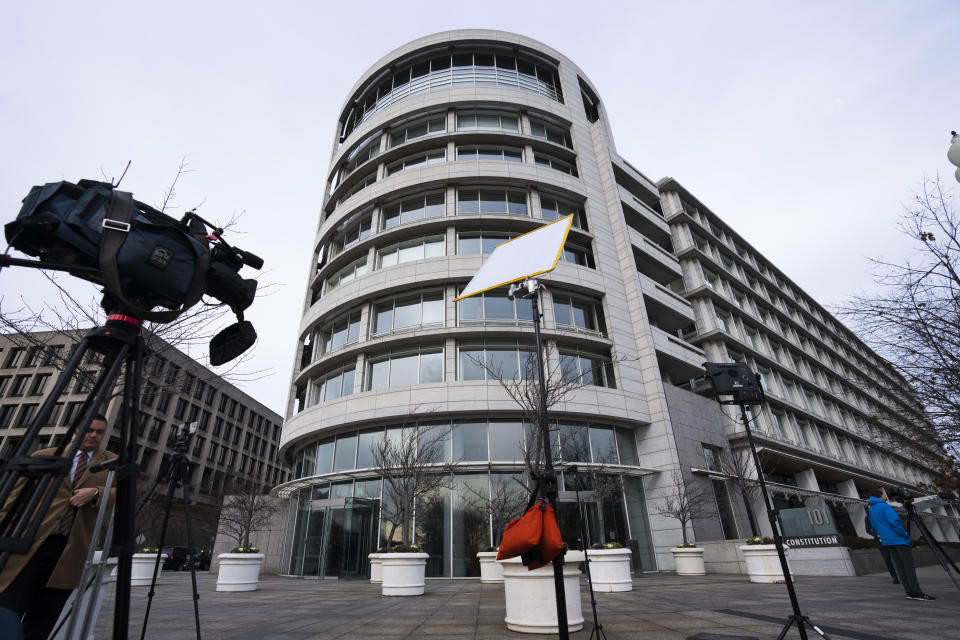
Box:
<box><xmin>453</xmin><ymin>422</ymin><xmax>488</xmax><ymax>461</ymax></box>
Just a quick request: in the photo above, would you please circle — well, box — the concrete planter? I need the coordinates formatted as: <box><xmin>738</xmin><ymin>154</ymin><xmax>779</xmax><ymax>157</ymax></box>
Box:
<box><xmin>585</xmin><ymin>548</ymin><xmax>633</xmax><ymax>592</ymax></box>
<box><xmin>380</xmin><ymin>552</ymin><xmax>429</xmax><ymax>596</ymax></box>
<box><xmin>671</xmin><ymin>547</ymin><xmax>705</xmax><ymax>575</ymax></box>
<box><xmin>740</xmin><ymin>544</ymin><xmax>787</xmax><ymax>583</ymax></box>
<box><xmin>130</xmin><ymin>553</ymin><xmax>167</xmax><ymax>586</ymax></box>
<box><xmin>216</xmin><ymin>553</ymin><xmax>265</xmax><ymax>592</ymax></box>
<box><xmin>477</xmin><ymin>551</ymin><xmax>504</xmax><ymax>583</ymax></box>
<box><xmin>369</xmin><ymin>553</ymin><xmax>384</xmax><ymax>583</ymax></box>
<box><xmin>501</xmin><ymin>551</ymin><xmax>585</xmax><ymax>634</ymax></box>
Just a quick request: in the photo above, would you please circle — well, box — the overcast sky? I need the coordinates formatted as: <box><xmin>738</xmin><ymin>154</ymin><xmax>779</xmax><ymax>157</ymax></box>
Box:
<box><xmin>1</xmin><ymin>1</ymin><xmax>957</xmax><ymax>416</ymax></box>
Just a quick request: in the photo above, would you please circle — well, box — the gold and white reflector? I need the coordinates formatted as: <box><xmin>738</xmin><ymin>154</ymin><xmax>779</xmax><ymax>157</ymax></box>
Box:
<box><xmin>454</xmin><ymin>215</ymin><xmax>574</xmax><ymax>301</ymax></box>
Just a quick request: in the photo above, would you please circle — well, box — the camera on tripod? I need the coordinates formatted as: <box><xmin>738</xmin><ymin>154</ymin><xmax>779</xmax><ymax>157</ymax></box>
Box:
<box><xmin>3</xmin><ymin>179</ymin><xmax>264</xmax><ymax>364</ymax></box>
<box><xmin>894</xmin><ymin>486</ymin><xmax>914</xmax><ymax>507</ymax></box>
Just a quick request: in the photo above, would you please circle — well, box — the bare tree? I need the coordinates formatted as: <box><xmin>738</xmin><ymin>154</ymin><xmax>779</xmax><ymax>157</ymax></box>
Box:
<box><xmin>373</xmin><ymin>422</ymin><xmax>455</xmax><ymax>547</ymax></box>
<box><xmin>655</xmin><ymin>469</ymin><xmax>713</xmax><ymax>545</ymax></box>
<box><xmin>460</xmin><ymin>473</ymin><xmax>530</xmax><ymax>548</ymax></box>
<box><xmin>837</xmin><ymin>177</ymin><xmax>960</xmax><ymax>451</ymax></box>
<box><xmin>717</xmin><ymin>447</ymin><xmax>765</xmax><ymax>538</ymax></box>
<box><xmin>216</xmin><ymin>480</ymin><xmax>279</xmax><ymax>549</ymax></box>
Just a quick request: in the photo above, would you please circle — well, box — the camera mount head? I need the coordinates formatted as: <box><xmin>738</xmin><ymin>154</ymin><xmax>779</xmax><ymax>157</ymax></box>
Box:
<box><xmin>703</xmin><ymin>361</ymin><xmax>765</xmax><ymax>406</ymax></box>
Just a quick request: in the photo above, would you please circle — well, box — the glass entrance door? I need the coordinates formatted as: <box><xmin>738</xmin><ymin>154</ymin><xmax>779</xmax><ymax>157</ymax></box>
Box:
<box><xmin>288</xmin><ymin>497</ymin><xmax>376</xmax><ymax>579</ymax></box>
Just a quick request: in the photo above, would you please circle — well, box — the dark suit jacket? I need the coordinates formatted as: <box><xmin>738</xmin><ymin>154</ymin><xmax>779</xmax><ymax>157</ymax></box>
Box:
<box><xmin>0</xmin><ymin>447</ymin><xmax>117</xmax><ymax>591</ymax></box>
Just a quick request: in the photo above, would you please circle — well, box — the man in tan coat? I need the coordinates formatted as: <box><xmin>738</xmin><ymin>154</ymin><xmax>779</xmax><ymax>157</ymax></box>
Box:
<box><xmin>0</xmin><ymin>414</ymin><xmax>117</xmax><ymax>640</ymax></box>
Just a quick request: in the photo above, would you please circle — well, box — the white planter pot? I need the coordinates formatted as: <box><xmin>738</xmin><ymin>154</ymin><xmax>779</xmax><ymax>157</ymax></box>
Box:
<box><xmin>129</xmin><ymin>553</ymin><xmax>166</xmax><ymax>587</ymax></box>
<box><xmin>369</xmin><ymin>553</ymin><xmax>384</xmax><ymax>583</ymax></box>
<box><xmin>671</xmin><ymin>547</ymin><xmax>705</xmax><ymax>576</ymax></box>
<box><xmin>741</xmin><ymin>544</ymin><xmax>788</xmax><ymax>583</ymax></box>
<box><xmin>380</xmin><ymin>552</ymin><xmax>429</xmax><ymax>596</ymax></box>
<box><xmin>216</xmin><ymin>553</ymin><xmax>265</xmax><ymax>592</ymax></box>
<box><xmin>501</xmin><ymin>551</ymin><xmax>585</xmax><ymax>634</ymax></box>
<box><xmin>585</xmin><ymin>548</ymin><xmax>633</xmax><ymax>592</ymax></box>
<box><xmin>477</xmin><ymin>551</ymin><xmax>504</xmax><ymax>583</ymax></box>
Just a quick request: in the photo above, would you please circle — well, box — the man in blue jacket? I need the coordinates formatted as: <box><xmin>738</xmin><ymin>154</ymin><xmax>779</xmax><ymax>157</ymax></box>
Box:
<box><xmin>866</xmin><ymin>488</ymin><xmax>935</xmax><ymax>601</ymax></box>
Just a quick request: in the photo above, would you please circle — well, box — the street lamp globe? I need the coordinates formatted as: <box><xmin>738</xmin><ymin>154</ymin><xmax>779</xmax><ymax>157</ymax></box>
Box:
<box><xmin>949</xmin><ymin>131</ymin><xmax>960</xmax><ymax>183</ymax></box>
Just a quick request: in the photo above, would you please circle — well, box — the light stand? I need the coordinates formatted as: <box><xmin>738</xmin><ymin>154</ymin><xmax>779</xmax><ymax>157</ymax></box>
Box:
<box><xmin>569</xmin><ymin>465</ymin><xmax>607</xmax><ymax>640</ymax></box>
<box><xmin>903</xmin><ymin>498</ymin><xmax>960</xmax><ymax>593</ymax></box>
<box><xmin>509</xmin><ymin>278</ymin><xmax>569</xmax><ymax>640</ymax></box>
<box><xmin>135</xmin><ymin>422</ymin><xmax>203</xmax><ymax>640</ymax></box>
<box><xmin>704</xmin><ymin>362</ymin><xmax>830</xmax><ymax>640</ymax></box>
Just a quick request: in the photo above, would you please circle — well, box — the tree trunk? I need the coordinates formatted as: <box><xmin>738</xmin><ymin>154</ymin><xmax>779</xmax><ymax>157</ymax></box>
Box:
<box><xmin>741</xmin><ymin>488</ymin><xmax>759</xmax><ymax>537</ymax></box>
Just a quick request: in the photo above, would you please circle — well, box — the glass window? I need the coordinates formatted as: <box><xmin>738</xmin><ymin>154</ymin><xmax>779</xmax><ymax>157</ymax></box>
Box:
<box><xmin>456</xmin><ymin>289</ymin><xmax>533</xmax><ymax>325</ymax></box>
<box><xmin>315</xmin><ymin>440</ymin><xmax>334</xmax><ymax>475</ymax></box>
<box><xmin>456</xmin><ymin>110</ymin><xmax>520</xmax><ymax>133</ymax></box>
<box><xmin>453</xmin><ymin>421</ymin><xmax>488</xmax><ymax>461</ymax></box>
<box><xmin>534</xmin><ymin>154</ymin><xmax>578</xmax><ymax>176</ymax></box>
<box><xmin>552</xmin><ymin>292</ymin><xmax>603</xmax><ymax>333</ymax></box>
<box><xmin>539</xmin><ymin>195</ymin><xmax>585</xmax><ymax>229</ymax></box>
<box><xmin>367</xmin><ymin>348</ymin><xmax>444</xmax><ymax>390</ymax></box>
<box><xmin>389</xmin><ymin>116</ymin><xmax>445</xmax><ymax>147</ymax></box>
<box><xmin>559</xmin><ymin>242</ymin><xmax>594</xmax><ymax>267</ymax></box>
<box><xmin>386</xmin><ymin>149</ymin><xmax>445</xmax><ymax>175</ymax></box>
<box><xmin>356</xmin><ymin>429</ymin><xmax>383</xmax><ymax>469</ymax></box>
<box><xmin>457</xmin><ymin>189</ymin><xmax>527</xmax><ymax>216</ymax></box>
<box><xmin>327</xmin><ymin>257</ymin><xmax>367</xmax><ymax>291</ymax></box>
<box><xmin>489</xmin><ymin>421</ymin><xmax>523</xmax><ymax>461</ymax></box>
<box><xmin>558</xmin><ymin>350</ymin><xmax>615</xmax><ymax>388</ymax></box>
<box><xmin>333</xmin><ymin>434</ymin><xmax>357</xmax><ymax>472</ymax></box>
<box><xmin>457</xmin><ymin>232</ymin><xmax>512</xmax><ymax>254</ymax></box>
<box><xmin>373</xmin><ymin>291</ymin><xmax>444</xmax><ymax>335</ymax></box>
<box><xmin>615</xmin><ymin>428</ymin><xmax>638</xmax><ymax>466</ymax></box>
<box><xmin>457</xmin><ymin>344</ymin><xmax>532</xmax><ymax>381</ymax></box>
<box><xmin>378</xmin><ymin>236</ymin><xmax>445</xmax><ymax>268</ymax></box>
<box><xmin>456</xmin><ymin>146</ymin><xmax>523</xmax><ymax>162</ymax></box>
<box><xmin>559</xmin><ymin>423</ymin><xmax>590</xmax><ymax>462</ymax></box>
<box><xmin>382</xmin><ymin>192</ymin><xmax>445</xmax><ymax>229</ymax></box>
<box><xmin>589</xmin><ymin>426</ymin><xmax>617</xmax><ymax>463</ymax></box>
<box><xmin>529</xmin><ymin>118</ymin><xmax>572</xmax><ymax>148</ymax></box>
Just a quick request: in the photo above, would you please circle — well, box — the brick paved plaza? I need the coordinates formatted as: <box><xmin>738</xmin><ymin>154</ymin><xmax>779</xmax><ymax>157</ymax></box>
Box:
<box><xmin>92</xmin><ymin>566</ymin><xmax>959</xmax><ymax>640</ymax></box>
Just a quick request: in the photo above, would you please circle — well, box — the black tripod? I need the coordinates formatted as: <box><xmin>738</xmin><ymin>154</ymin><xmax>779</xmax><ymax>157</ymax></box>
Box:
<box><xmin>737</xmin><ymin>402</ymin><xmax>830</xmax><ymax>640</ymax></box>
<box><xmin>904</xmin><ymin>499</ymin><xmax>960</xmax><ymax>594</ymax></box>
<box><xmin>136</xmin><ymin>424</ymin><xmax>202</xmax><ymax>640</ymax></box>
<box><xmin>0</xmin><ymin>304</ymin><xmax>145</xmax><ymax>640</ymax></box>
<box><xmin>569</xmin><ymin>465</ymin><xmax>607</xmax><ymax>640</ymax></box>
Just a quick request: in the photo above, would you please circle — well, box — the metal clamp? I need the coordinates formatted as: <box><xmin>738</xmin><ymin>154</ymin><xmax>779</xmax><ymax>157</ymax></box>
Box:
<box><xmin>102</xmin><ymin>219</ymin><xmax>131</xmax><ymax>233</ymax></box>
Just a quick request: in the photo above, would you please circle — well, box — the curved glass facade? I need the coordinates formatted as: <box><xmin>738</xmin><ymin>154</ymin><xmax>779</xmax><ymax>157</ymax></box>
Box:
<box><xmin>281</xmin><ymin>31</ymin><xmax>664</xmax><ymax>580</ymax></box>
<box><xmin>339</xmin><ymin>49</ymin><xmax>563</xmax><ymax>142</ymax></box>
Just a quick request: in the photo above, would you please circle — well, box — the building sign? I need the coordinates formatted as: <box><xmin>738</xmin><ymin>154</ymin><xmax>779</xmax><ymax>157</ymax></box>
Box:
<box><xmin>780</xmin><ymin>505</ymin><xmax>839</xmax><ymax>537</ymax></box>
<box><xmin>784</xmin><ymin>534</ymin><xmax>841</xmax><ymax>548</ymax></box>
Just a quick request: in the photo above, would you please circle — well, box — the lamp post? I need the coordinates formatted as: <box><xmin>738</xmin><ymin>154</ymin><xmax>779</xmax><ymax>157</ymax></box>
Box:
<box><xmin>949</xmin><ymin>131</ymin><xmax>960</xmax><ymax>184</ymax></box>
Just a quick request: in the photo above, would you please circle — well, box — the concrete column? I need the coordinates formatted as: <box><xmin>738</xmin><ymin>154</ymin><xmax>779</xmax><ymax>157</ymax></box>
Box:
<box><xmin>838</xmin><ymin>479</ymin><xmax>868</xmax><ymax>537</ymax></box>
<box><xmin>794</xmin><ymin>468</ymin><xmax>822</xmax><ymax>507</ymax></box>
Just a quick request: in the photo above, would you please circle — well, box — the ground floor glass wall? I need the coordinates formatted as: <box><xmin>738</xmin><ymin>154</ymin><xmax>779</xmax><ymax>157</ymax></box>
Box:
<box><xmin>282</xmin><ymin>469</ymin><xmax>657</xmax><ymax>578</ymax></box>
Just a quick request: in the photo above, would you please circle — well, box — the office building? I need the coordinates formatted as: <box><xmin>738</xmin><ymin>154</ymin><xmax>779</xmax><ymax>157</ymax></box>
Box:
<box><xmin>276</xmin><ymin>30</ymin><xmax>958</xmax><ymax>579</ymax></box>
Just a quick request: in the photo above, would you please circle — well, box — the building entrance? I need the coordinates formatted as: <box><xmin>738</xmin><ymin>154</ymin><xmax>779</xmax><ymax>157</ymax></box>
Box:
<box><xmin>287</xmin><ymin>497</ymin><xmax>376</xmax><ymax>579</ymax></box>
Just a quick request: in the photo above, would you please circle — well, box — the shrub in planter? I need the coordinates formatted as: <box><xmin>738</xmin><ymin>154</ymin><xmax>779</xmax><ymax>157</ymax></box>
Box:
<box><xmin>217</xmin><ymin>544</ymin><xmax>265</xmax><ymax>592</ymax></box>
<box><xmin>740</xmin><ymin>538</ymin><xmax>787</xmax><ymax>584</ymax></box>
<box><xmin>585</xmin><ymin>542</ymin><xmax>632</xmax><ymax>592</ymax></box>
<box><xmin>670</xmin><ymin>543</ymin><xmax>705</xmax><ymax>575</ymax></box>
<box><xmin>381</xmin><ymin>544</ymin><xmax>429</xmax><ymax>596</ymax></box>
<box><xmin>477</xmin><ymin>546</ymin><xmax>503</xmax><ymax>584</ymax></box>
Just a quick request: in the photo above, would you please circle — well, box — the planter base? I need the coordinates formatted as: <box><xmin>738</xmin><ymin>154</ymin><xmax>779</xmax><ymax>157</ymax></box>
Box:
<box><xmin>585</xmin><ymin>548</ymin><xmax>633</xmax><ymax>592</ymax></box>
<box><xmin>380</xmin><ymin>553</ymin><xmax>428</xmax><ymax>596</ymax></box>
<box><xmin>216</xmin><ymin>553</ymin><xmax>265</xmax><ymax>592</ymax></box>
<box><xmin>501</xmin><ymin>552</ymin><xmax>585</xmax><ymax>634</ymax></box>
<box><xmin>671</xmin><ymin>547</ymin><xmax>705</xmax><ymax>576</ymax></box>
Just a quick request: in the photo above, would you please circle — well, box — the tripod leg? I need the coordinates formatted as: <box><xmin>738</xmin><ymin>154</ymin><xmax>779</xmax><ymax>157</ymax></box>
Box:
<box><xmin>139</xmin><ymin>456</ymin><xmax>180</xmax><ymax>640</ymax></box>
<box><xmin>178</xmin><ymin>464</ymin><xmax>203</xmax><ymax>640</ymax></box>
<box><xmin>802</xmin><ymin>616</ymin><xmax>832</xmax><ymax>639</ymax></box>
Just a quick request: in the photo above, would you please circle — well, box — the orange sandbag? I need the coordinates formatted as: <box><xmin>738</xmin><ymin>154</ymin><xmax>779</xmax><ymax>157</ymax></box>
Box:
<box><xmin>497</xmin><ymin>501</ymin><xmax>543</xmax><ymax>560</ymax></box>
<box><xmin>524</xmin><ymin>502</ymin><xmax>563</xmax><ymax>570</ymax></box>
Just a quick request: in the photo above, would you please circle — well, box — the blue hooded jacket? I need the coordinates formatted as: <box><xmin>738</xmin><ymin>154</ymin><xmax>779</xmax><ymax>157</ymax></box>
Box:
<box><xmin>866</xmin><ymin>496</ymin><xmax>912</xmax><ymax>546</ymax></box>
